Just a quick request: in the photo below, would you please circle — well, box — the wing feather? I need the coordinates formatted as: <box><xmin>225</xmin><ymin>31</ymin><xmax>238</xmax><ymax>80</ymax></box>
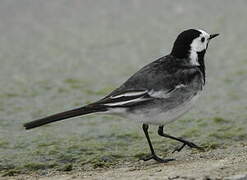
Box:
<box><xmin>93</xmin><ymin>90</ymin><xmax>152</xmax><ymax>107</ymax></box>
<box><xmin>94</xmin><ymin>83</ymin><xmax>187</xmax><ymax>108</ymax></box>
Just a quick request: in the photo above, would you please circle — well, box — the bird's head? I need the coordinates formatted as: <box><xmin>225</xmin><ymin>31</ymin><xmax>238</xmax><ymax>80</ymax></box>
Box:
<box><xmin>171</xmin><ymin>29</ymin><xmax>219</xmax><ymax>65</ymax></box>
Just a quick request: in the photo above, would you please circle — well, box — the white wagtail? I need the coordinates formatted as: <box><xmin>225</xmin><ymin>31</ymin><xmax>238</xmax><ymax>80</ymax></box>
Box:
<box><xmin>24</xmin><ymin>29</ymin><xmax>219</xmax><ymax>163</ymax></box>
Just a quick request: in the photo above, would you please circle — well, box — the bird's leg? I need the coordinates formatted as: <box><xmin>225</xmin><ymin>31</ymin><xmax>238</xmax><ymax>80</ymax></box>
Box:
<box><xmin>158</xmin><ymin>126</ymin><xmax>204</xmax><ymax>153</ymax></box>
<box><xmin>141</xmin><ymin>124</ymin><xmax>175</xmax><ymax>163</ymax></box>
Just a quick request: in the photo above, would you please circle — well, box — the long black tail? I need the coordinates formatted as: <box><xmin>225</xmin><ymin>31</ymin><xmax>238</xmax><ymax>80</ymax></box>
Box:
<box><xmin>24</xmin><ymin>105</ymin><xmax>107</xmax><ymax>130</ymax></box>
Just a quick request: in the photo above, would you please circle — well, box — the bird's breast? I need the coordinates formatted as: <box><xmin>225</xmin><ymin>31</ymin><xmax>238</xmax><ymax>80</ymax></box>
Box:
<box><xmin>127</xmin><ymin>89</ymin><xmax>203</xmax><ymax>125</ymax></box>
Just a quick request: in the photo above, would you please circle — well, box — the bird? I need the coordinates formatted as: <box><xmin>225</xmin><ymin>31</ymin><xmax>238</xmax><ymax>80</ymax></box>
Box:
<box><xmin>24</xmin><ymin>29</ymin><xmax>219</xmax><ymax>163</ymax></box>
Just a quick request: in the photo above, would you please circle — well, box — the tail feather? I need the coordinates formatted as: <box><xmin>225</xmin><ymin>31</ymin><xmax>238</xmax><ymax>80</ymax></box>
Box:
<box><xmin>24</xmin><ymin>105</ymin><xmax>107</xmax><ymax>130</ymax></box>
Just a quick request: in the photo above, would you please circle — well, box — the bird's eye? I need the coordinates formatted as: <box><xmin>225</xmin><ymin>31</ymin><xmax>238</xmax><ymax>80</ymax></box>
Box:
<box><xmin>201</xmin><ymin>37</ymin><xmax>205</xmax><ymax>43</ymax></box>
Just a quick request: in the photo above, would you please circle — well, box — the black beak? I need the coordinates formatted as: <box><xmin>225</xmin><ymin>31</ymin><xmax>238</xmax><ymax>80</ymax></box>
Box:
<box><xmin>209</xmin><ymin>33</ymin><xmax>219</xmax><ymax>40</ymax></box>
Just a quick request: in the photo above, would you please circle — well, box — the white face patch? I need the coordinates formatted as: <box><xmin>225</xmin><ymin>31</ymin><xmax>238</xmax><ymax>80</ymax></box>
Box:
<box><xmin>189</xmin><ymin>29</ymin><xmax>210</xmax><ymax>65</ymax></box>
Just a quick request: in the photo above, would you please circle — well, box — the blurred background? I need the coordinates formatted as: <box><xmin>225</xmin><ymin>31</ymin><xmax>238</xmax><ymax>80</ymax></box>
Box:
<box><xmin>0</xmin><ymin>0</ymin><xmax>246</xmax><ymax>175</ymax></box>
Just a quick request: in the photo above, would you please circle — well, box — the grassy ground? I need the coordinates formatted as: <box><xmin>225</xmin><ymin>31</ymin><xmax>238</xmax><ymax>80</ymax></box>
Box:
<box><xmin>0</xmin><ymin>0</ymin><xmax>246</xmax><ymax>179</ymax></box>
<box><xmin>2</xmin><ymin>142</ymin><xmax>247</xmax><ymax>179</ymax></box>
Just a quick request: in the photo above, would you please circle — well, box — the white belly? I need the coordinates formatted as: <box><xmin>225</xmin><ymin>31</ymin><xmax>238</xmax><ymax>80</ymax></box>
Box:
<box><xmin>126</xmin><ymin>91</ymin><xmax>202</xmax><ymax>125</ymax></box>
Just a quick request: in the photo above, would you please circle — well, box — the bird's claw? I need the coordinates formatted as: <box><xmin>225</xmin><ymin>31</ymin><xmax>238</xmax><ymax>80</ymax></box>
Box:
<box><xmin>172</xmin><ymin>140</ymin><xmax>205</xmax><ymax>153</ymax></box>
<box><xmin>172</xmin><ymin>143</ymin><xmax>186</xmax><ymax>153</ymax></box>
<box><xmin>141</xmin><ymin>154</ymin><xmax>175</xmax><ymax>163</ymax></box>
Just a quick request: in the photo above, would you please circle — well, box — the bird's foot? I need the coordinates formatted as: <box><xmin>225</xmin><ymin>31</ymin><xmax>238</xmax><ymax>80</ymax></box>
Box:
<box><xmin>141</xmin><ymin>154</ymin><xmax>175</xmax><ymax>163</ymax></box>
<box><xmin>172</xmin><ymin>139</ymin><xmax>204</xmax><ymax>153</ymax></box>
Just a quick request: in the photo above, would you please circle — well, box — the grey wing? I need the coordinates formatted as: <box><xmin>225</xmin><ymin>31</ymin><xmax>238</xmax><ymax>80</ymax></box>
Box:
<box><xmin>92</xmin><ymin>57</ymin><xmax>204</xmax><ymax>108</ymax></box>
<box><xmin>109</xmin><ymin>57</ymin><xmax>203</xmax><ymax>95</ymax></box>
